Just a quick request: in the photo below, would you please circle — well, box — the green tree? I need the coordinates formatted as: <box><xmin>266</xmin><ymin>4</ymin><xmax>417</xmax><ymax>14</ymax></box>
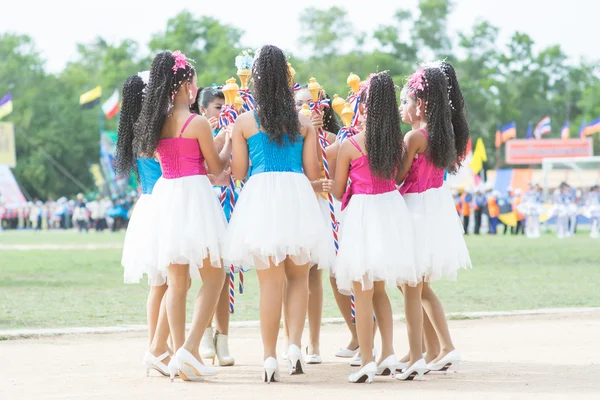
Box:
<box><xmin>149</xmin><ymin>11</ymin><xmax>244</xmax><ymax>86</ymax></box>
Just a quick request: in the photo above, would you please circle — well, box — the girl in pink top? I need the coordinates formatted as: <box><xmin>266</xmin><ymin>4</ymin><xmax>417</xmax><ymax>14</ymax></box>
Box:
<box><xmin>333</xmin><ymin>72</ymin><xmax>422</xmax><ymax>383</ymax></box>
<box><xmin>134</xmin><ymin>51</ymin><xmax>232</xmax><ymax>382</ymax></box>
<box><xmin>397</xmin><ymin>63</ymin><xmax>471</xmax><ymax>375</ymax></box>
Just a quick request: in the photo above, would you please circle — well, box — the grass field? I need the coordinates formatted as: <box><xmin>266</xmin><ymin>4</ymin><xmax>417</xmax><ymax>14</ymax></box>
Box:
<box><xmin>1</xmin><ymin>230</ymin><xmax>599</xmax><ymax>330</ymax></box>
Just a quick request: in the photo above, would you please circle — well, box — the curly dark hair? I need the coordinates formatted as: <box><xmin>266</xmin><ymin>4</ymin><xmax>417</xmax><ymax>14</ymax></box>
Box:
<box><xmin>322</xmin><ymin>93</ymin><xmax>341</xmax><ymax>134</ymax></box>
<box><xmin>406</xmin><ymin>67</ymin><xmax>456</xmax><ymax>173</ymax></box>
<box><xmin>252</xmin><ymin>45</ymin><xmax>300</xmax><ymax>144</ymax></box>
<box><xmin>439</xmin><ymin>61</ymin><xmax>470</xmax><ymax>167</ymax></box>
<box><xmin>133</xmin><ymin>51</ymin><xmax>196</xmax><ymax>157</ymax></box>
<box><xmin>362</xmin><ymin>72</ymin><xmax>404</xmax><ymax>180</ymax></box>
<box><xmin>115</xmin><ymin>74</ymin><xmax>145</xmax><ymax>176</ymax></box>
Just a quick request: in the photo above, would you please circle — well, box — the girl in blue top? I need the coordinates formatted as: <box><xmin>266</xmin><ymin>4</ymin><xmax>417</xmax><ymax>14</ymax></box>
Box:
<box><xmin>115</xmin><ymin>73</ymin><xmax>171</xmax><ymax>377</ymax></box>
<box><xmin>226</xmin><ymin>45</ymin><xmax>334</xmax><ymax>383</ymax></box>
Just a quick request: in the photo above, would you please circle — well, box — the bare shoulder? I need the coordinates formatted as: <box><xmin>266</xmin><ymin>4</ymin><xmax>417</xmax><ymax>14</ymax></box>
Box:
<box><xmin>186</xmin><ymin>114</ymin><xmax>211</xmax><ymax>136</ymax></box>
<box><xmin>340</xmin><ymin>136</ymin><xmax>362</xmax><ymax>158</ymax></box>
<box><xmin>404</xmin><ymin>128</ymin><xmax>428</xmax><ymax>153</ymax></box>
<box><xmin>405</xmin><ymin>128</ymin><xmax>424</xmax><ymax>139</ymax></box>
<box><xmin>236</xmin><ymin>111</ymin><xmax>255</xmax><ymax>124</ymax></box>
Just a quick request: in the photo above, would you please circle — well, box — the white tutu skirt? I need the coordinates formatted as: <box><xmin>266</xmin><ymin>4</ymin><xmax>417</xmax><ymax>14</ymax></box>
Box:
<box><xmin>316</xmin><ymin>196</ymin><xmax>343</xmax><ymax>272</ymax></box>
<box><xmin>403</xmin><ymin>185</ymin><xmax>471</xmax><ymax>281</ymax></box>
<box><xmin>333</xmin><ymin>190</ymin><xmax>419</xmax><ymax>296</ymax></box>
<box><xmin>122</xmin><ymin>194</ymin><xmax>164</xmax><ymax>286</ymax></box>
<box><xmin>225</xmin><ymin>172</ymin><xmax>334</xmax><ymax>270</ymax></box>
<box><xmin>148</xmin><ymin>175</ymin><xmax>228</xmax><ymax>282</ymax></box>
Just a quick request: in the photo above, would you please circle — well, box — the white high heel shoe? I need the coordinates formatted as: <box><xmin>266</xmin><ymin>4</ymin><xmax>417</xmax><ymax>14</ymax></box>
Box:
<box><xmin>395</xmin><ymin>359</ymin><xmax>429</xmax><ymax>381</ymax></box>
<box><xmin>427</xmin><ymin>350</ymin><xmax>461</xmax><ymax>372</ymax></box>
<box><xmin>335</xmin><ymin>346</ymin><xmax>359</xmax><ymax>358</ymax></box>
<box><xmin>305</xmin><ymin>346</ymin><xmax>322</xmax><ymax>365</ymax></box>
<box><xmin>174</xmin><ymin>348</ymin><xmax>217</xmax><ymax>381</ymax></box>
<box><xmin>168</xmin><ymin>358</ymin><xmax>179</xmax><ymax>383</ymax></box>
<box><xmin>143</xmin><ymin>350</ymin><xmax>170</xmax><ymax>377</ymax></box>
<box><xmin>200</xmin><ymin>327</ymin><xmax>216</xmax><ymax>360</ymax></box>
<box><xmin>348</xmin><ymin>362</ymin><xmax>377</xmax><ymax>383</ymax></box>
<box><xmin>287</xmin><ymin>344</ymin><xmax>306</xmax><ymax>375</ymax></box>
<box><xmin>214</xmin><ymin>333</ymin><xmax>235</xmax><ymax>366</ymax></box>
<box><xmin>350</xmin><ymin>347</ymin><xmax>376</xmax><ymax>367</ymax></box>
<box><xmin>263</xmin><ymin>357</ymin><xmax>280</xmax><ymax>383</ymax></box>
<box><xmin>376</xmin><ymin>354</ymin><xmax>401</xmax><ymax>376</ymax></box>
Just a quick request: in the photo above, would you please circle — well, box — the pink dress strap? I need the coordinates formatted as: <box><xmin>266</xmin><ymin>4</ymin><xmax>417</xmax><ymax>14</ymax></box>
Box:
<box><xmin>419</xmin><ymin>128</ymin><xmax>428</xmax><ymax>139</ymax></box>
<box><xmin>348</xmin><ymin>137</ymin><xmax>365</xmax><ymax>156</ymax></box>
<box><xmin>179</xmin><ymin>114</ymin><xmax>197</xmax><ymax>137</ymax></box>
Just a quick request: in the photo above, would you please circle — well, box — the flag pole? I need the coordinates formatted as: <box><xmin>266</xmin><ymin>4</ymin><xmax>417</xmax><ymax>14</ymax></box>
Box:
<box><xmin>98</xmin><ymin>101</ymin><xmax>108</xmax><ymax>196</ymax></box>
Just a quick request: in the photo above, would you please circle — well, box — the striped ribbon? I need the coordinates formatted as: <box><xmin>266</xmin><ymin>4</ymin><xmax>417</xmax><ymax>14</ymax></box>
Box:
<box><xmin>239</xmin><ymin>90</ymin><xmax>256</xmax><ymax>111</ymax></box>
<box><xmin>229</xmin><ymin>265</ymin><xmax>235</xmax><ymax>313</ymax></box>
<box><xmin>347</xmin><ymin>95</ymin><xmax>361</xmax><ymax>128</ymax></box>
<box><xmin>218</xmin><ymin>104</ymin><xmax>238</xmax><ymax>128</ymax></box>
<box><xmin>337</xmin><ymin>126</ymin><xmax>359</xmax><ymax>145</ymax></box>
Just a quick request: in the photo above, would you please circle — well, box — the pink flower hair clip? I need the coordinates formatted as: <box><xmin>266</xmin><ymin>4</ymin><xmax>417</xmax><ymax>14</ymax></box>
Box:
<box><xmin>172</xmin><ymin>50</ymin><xmax>189</xmax><ymax>73</ymax></box>
<box><xmin>408</xmin><ymin>68</ymin><xmax>425</xmax><ymax>92</ymax></box>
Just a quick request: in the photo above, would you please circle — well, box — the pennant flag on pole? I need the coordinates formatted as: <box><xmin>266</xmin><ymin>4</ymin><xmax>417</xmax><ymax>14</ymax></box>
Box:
<box><xmin>0</xmin><ymin>93</ymin><xmax>13</xmax><ymax>120</ymax></box>
<box><xmin>501</xmin><ymin>122</ymin><xmax>517</xmax><ymax>143</ymax></box>
<box><xmin>581</xmin><ymin>118</ymin><xmax>600</xmax><ymax>137</ymax></box>
<box><xmin>494</xmin><ymin>124</ymin><xmax>501</xmax><ymax>148</ymax></box>
<box><xmin>102</xmin><ymin>90</ymin><xmax>120</xmax><ymax>119</ymax></box>
<box><xmin>469</xmin><ymin>137</ymin><xmax>488</xmax><ymax>175</ymax></box>
<box><xmin>525</xmin><ymin>122</ymin><xmax>533</xmax><ymax>139</ymax></box>
<box><xmin>533</xmin><ymin>116</ymin><xmax>551</xmax><ymax>139</ymax></box>
<box><xmin>79</xmin><ymin>86</ymin><xmax>102</xmax><ymax>109</ymax></box>
<box><xmin>561</xmin><ymin>121</ymin><xmax>570</xmax><ymax>140</ymax></box>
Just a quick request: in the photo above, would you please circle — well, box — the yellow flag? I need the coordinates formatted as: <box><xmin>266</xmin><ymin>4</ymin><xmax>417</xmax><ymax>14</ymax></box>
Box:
<box><xmin>79</xmin><ymin>86</ymin><xmax>102</xmax><ymax>109</ymax></box>
<box><xmin>469</xmin><ymin>138</ymin><xmax>487</xmax><ymax>174</ymax></box>
<box><xmin>0</xmin><ymin>122</ymin><xmax>16</xmax><ymax>167</ymax></box>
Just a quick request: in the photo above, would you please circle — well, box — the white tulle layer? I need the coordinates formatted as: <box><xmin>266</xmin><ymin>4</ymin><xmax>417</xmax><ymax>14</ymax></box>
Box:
<box><xmin>225</xmin><ymin>172</ymin><xmax>335</xmax><ymax>270</ymax></box>
<box><xmin>403</xmin><ymin>184</ymin><xmax>472</xmax><ymax>281</ymax></box>
<box><xmin>122</xmin><ymin>194</ymin><xmax>164</xmax><ymax>286</ymax></box>
<box><xmin>148</xmin><ymin>175</ymin><xmax>228</xmax><ymax>282</ymax></box>
<box><xmin>333</xmin><ymin>190</ymin><xmax>419</xmax><ymax>296</ymax></box>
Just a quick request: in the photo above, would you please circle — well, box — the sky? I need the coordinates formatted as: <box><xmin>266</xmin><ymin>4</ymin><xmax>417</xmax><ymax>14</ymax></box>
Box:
<box><xmin>1</xmin><ymin>0</ymin><xmax>598</xmax><ymax>73</ymax></box>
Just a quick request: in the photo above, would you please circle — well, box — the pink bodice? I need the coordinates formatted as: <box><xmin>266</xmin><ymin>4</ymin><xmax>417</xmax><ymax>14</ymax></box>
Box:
<box><xmin>156</xmin><ymin>115</ymin><xmax>207</xmax><ymax>179</ymax></box>
<box><xmin>341</xmin><ymin>137</ymin><xmax>397</xmax><ymax>210</ymax></box>
<box><xmin>399</xmin><ymin>129</ymin><xmax>444</xmax><ymax>195</ymax></box>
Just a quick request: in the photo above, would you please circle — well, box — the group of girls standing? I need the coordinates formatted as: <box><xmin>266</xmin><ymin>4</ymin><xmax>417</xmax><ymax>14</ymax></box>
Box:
<box><xmin>115</xmin><ymin>44</ymin><xmax>471</xmax><ymax>385</ymax></box>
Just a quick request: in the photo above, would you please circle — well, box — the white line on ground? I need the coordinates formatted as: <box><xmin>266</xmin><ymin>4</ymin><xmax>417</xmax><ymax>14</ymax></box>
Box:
<box><xmin>1</xmin><ymin>307</ymin><xmax>598</xmax><ymax>339</ymax></box>
<box><xmin>0</xmin><ymin>244</ymin><xmax>123</xmax><ymax>250</ymax></box>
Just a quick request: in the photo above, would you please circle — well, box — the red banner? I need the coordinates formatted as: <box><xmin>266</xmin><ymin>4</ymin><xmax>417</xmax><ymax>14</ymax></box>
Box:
<box><xmin>505</xmin><ymin>139</ymin><xmax>593</xmax><ymax>164</ymax></box>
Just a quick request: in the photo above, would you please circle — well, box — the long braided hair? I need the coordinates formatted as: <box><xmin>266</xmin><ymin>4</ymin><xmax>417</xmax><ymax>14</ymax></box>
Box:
<box><xmin>133</xmin><ymin>51</ymin><xmax>196</xmax><ymax>157</ymax></box>
<box><xmin>362</xmin><ymin>72</ymin><xmax>404</xmax><ymax>180</ymax></box>
<box><xmin>115</xmin><ymin>75</ymin><xmax>145</xmax><ymax>176</ymax></box>
<box><xmin>322</xmin><ymin>93</ymin><xmax>341</xmax><ymax>134</ymax></box>
<box><xmin>406</xmin><ymin>67</ymin><xmax>456</xmax><ymax>173</ymax></box>
<box><xmin>252</xmin><ymin>45</ymin><xmax>300</xmax><ymax>144</ymax></box>
<box><xmin>439</xmin><ymin>61</ymin><xmax>470</xmax><ymax>167</ymax></box>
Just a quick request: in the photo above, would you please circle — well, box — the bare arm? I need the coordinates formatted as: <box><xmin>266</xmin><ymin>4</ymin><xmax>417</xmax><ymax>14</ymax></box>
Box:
<box><xmin>213</xmin><ymin>128</ymin><xmax>227</xmax><ymax>153</ymax></box>
<box><xmin>396</xmin><ymin>130</ymin><xmax>427</xmax><ymax>184</ymax></box>
<box><xmin>231</xmin><ymin>115</ymin><xmax>250</xmax><ymax>180</ymax></box>
<box><xmin>325</xmin><ymin>140</ymin><xmax>340</xmax><ymax>180</ymax></box>
<box><xmin>193</xmin><ymin>116</ymin><xmax>231</xmax><ymax>174</ymax></box>
<box><xmin>333</xmin><ymin>141</ymin><xmax>352</xmax><ymax>201</ymax></box>
<box><xmin>301</xmin><ymin>114</ymin><xmax>320</xmax><ymax>181</ymax></box>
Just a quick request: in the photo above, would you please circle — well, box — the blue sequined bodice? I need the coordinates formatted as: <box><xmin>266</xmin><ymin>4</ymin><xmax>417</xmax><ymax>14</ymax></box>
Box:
<box><xmin>136</xmin><ymin>158</ymin><xmax>162</xmax><ymax>194</ymax></box>
<box><xmin>247</xmin><ymin>112</ymin><xmax>304</xmax><ymax>177</ymax></box>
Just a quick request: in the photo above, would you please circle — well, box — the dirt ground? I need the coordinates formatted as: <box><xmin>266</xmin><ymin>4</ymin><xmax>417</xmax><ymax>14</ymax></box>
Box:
<box><xmin>1</xmin><ymin>311</ymin><xmax>599</xmax><ymax>400</ymax></box>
